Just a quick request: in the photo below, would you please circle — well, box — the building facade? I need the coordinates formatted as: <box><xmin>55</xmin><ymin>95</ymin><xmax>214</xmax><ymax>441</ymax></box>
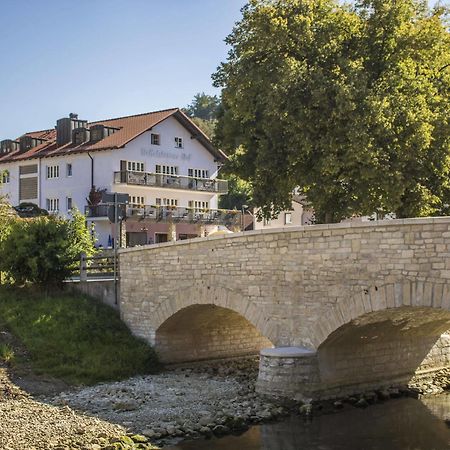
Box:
<box><xmin>254</xmin><ymin>195</ymin><xmax>314</xmax><ymax>230</ymax></box>
<box><xmin>0</xmin><ymin>108</ymin><xmax>239</xmax><ymax>247</ymax></box>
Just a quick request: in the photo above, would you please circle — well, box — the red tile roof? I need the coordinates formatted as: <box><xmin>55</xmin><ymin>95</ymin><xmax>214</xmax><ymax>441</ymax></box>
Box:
<box><xmin>0</xmin><ymin>108</ymin><xmax>226</xmax><ymax>164</ymax></box>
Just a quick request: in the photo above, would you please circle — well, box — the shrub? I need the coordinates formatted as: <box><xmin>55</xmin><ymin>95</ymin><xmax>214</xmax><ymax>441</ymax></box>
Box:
<box><xmin>0</xmin><ymin>209</ymin><xmax>95</xmax><ymax>285</ymax></box>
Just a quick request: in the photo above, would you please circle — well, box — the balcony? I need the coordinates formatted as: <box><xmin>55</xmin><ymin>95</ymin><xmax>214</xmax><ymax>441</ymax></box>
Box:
<box><xmin>114</xmin><ymin>171</ymin><xmax>228</xmax><ymax>194</ymax></box>
<box><xmin>85</xmin><ymin>204</ymin><xmax>242</xmax><ymax>229</ymax></box>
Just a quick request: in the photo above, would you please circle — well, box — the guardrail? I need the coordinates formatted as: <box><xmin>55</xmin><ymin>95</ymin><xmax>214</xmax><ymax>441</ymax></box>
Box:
<box><xmin>79</xmin><ymin>252</ymin><xmax>117</xmax><ymax>280</ymax></box>
<box><xmin>85</xmin><ymin>205</ymin><xmax>242</xmax><ymax>228</ymax></box>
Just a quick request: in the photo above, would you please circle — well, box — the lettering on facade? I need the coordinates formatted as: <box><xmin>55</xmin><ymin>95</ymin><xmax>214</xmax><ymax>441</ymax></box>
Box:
<box><xmin>141</xmin><ymin>148</ymin><xmax>192</xmax><ymax>161</ymax></box>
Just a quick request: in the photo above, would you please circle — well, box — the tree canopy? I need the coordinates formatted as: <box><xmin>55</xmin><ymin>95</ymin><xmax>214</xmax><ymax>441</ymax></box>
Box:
<box><xmin>184</xmin><ymin>92</ymin><xmax>221</xmax><ymax>121</ymax></box>
<box><xmin>213</xmin><ymin>0</ymin><xmax>450</xmax><ymax>222</ymax></box>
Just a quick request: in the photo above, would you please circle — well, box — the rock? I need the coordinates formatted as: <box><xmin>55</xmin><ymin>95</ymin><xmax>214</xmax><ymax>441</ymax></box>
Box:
<box><xmin>355</xmin><ymin>398</ymin><xmax>369</xmax><ymax>408</ymax></box>
<box><xmin>377</xmin><ymin>390</ymin><xmax>390</xmax><ymax>400</ymax></box>
<box><xmin>166</xmin><ymin>426</ymin><xmax>177</xmax><ymax>435</ymax></box>
<box><xmin>213</xmin><ymin>425</ymin><xmax>230</xmax><ymax>436</ymax></box>
<box><xmin>199</xmin><ymin>416</ymin><xmax>213</xmax><ymax>426</ymax></box>
<box><xmin>113</xmin><ymin>401</ymin><xmax>138</xmax><ymax>411</ymax></box>
<box><xmin>388</xmin><ymin>388</ymin><xmax>401</xmax><ymax>398</ymax></box>
<box><xmin>299</xmin><ymin>404</ymin><xmax>312</xmax><ymax>415</ymax></box>
<box><xmin>200</xmin><ymin>426</ymin><xmax>213</xmax><ymax>437</ymax></box>
<box><xmin>366</xmin><ymin>392</ymin><xmax>377</xmax><ymax>402</ymax></box>
<box><xmin>333</xmin><ymin>400</ymin><xmax>344</xmax><ymax>409</ymax></box>
<box><xmin>142</xmin><ymin>429</ymin><xmax>155</xmax><ymax>438</ymax></box>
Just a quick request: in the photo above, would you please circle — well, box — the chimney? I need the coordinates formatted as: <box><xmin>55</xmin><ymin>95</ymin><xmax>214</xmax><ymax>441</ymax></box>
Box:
<box><xmin>56</xmin><ymin>113</ymin><xmax>87</xmax><ymax>146</ymax></box>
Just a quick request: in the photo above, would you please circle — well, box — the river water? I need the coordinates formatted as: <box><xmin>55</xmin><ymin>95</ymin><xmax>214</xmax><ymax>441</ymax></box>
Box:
<box><xmin>168</xmin><ymin>393</ymin><xmax>450</xmax><ymax>450</ymax></box>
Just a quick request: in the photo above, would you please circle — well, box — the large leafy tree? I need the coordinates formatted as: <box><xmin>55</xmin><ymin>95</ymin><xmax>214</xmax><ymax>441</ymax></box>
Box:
<box><xmin>184</xmin><ymin>92</ymin><xmax>221</xmax><ymax>121</ymax></box>
<box><xmin>213</xmin><ymin>0</ymin><xmax>450</xmax><ymax>222</ymax></box>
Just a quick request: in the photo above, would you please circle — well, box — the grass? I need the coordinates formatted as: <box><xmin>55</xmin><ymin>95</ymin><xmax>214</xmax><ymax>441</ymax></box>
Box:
<box><xmin>0</xmin><ymin>286</ymin><xmax>160</xmax><ymax>385</ymax></box>
<box><xmin>0</xmin><ymin>342</ymin><xmax>15</xmax><ymax>363</ymax></box>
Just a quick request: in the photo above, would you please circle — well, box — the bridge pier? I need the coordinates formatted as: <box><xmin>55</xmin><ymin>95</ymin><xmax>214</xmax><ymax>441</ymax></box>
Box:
<box><xmin>256</xmin><ymin>347</ymin><xmax>320</xmax><ymax>402</ymax></box>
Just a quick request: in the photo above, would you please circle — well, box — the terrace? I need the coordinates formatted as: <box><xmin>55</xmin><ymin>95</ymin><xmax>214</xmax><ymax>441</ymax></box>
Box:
<box><xmin>113</xmin><ymin>171</ymin><xmax>229</xmax><ymax>194</ymax></box>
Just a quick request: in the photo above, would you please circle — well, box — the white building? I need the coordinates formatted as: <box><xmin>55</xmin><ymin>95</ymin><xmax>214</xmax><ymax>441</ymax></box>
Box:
<box><xmin>254</xmin><ymin>195</ymin><xmax>314</xmax><ymax>230</ymax></box>
<box><xmin>0</xmin><ymin>108</ymin><xmax>239</xmax><ymax>247</ymax></box>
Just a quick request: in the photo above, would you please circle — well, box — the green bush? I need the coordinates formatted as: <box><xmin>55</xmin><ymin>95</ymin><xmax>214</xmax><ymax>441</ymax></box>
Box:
<box><xmin>0</xmin><ymin>210</ymin><xmax>95</xmax><ymax>285</ymax></box>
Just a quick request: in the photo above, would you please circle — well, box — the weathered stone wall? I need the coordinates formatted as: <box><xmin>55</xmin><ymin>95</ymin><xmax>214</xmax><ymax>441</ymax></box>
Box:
<box><xmin>65</xmin><ymin>279</ymin><xmax>118</xmax><ymax>310</ymax></box>
<box><xmin>120</xmin><ymin>217</ymin><xmax>450</xmax><ymax>347</ymax></box>
<box><xmin>155</xmin><ymin>305</ymin><xmax>272</xmax><ymax>363</ymax></box>
<box><xmin>119</xmin><ymin>217</ymin><xmax>450</xmax><ymax>396</ymax></box>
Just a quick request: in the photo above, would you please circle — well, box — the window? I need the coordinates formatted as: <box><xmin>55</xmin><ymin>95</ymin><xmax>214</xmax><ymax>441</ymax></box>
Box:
<box><xmin>156</xmin><ymin>198</ymin><xmax>178</xmax><ymax>207</ymax></box>
<box><xmin>66</xmin><ymin>163</ymin><xmax>72</xmax><ymax>177</ymax></box>
<box><xmin>174</xmin><ymin>137</ymin><xmax>183</xmax><ymax>148</ymax></box>
<box><xmin>46</xmin><ymin>198</ymin><xmax>59</xmax><ymax>212</ymax></box>
<box><xmin>130</xmin><ymin>196</ymin><xmax>145</xmax><ymax>206</ymax></box>
<box><xmin>127</xmin><ymin>161</ymin><xmax>145</xmax><ymax>172</ymax></box>
<box><xmin>285</xmin><ymin>212</ymin><xmax>292</xmax><ymax>225</ymax></box>
<box><xmin>46</xmin><ymin>165</ymin><xmax>59</xmax><ymax>179</ymax></box>
<box><xmin>188</xmin><ymin>168</ymin><xmax>209</xmax><ymax>179</ymax></box>
<box><xmin>155</xmin><ymin>165</ymin><xmax>178</xmax><ymax>175</ymax></box>
<box><xmin>189</xmin><ymin>200</ymin><xmax>209</xmax><ymax>210</ymax></box>
<box><xmin>2</xmin><ymin>170</ymin><xmax>10</xmax><ymax>184</ymax></box>
<box><xmin>67</xmin><ymin>197</ymin><xmax>73</xmax><ymax>211</ymax></box>
<box><xmin>151</xmin><ymin>133</ymin><xmax>160</xmax><ymax>145</ymax></box>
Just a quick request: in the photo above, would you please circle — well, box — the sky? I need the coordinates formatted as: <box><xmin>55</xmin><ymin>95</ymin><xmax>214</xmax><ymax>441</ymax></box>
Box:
<box><xmin>0</xmin><ymin>0</ymin><xmax>440</xmax><ymax>139</ymax></box>
<box><xmin>0</xmin><ymin>0</ymin><xmax>246</xmax><ymax>138</ymax></box>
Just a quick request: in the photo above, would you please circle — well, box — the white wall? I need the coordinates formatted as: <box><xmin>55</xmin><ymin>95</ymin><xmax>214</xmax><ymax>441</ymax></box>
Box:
<box><xmin>0</xmin><ymin>115</ymin><xmax>223</xmax><ymax>247</ymax></box>
<box><xmin>254</xmin><ymin>201</ymin><xmax>313</xmax><ymax>230</ymax></box>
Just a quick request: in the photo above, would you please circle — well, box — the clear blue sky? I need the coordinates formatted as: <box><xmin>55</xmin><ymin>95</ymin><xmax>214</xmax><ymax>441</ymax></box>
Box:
<box><xmin>0</xmin><ymin>0</ymin><xmax>439</xmax><ymax>139</ymax></box>
<box><xmin>0</xmin><ymin>0</ymin><xmax>246</xmax><ymax>138</ymax></box>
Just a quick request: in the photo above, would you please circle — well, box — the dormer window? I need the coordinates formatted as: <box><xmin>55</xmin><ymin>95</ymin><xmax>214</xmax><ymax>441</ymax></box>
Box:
<box><xmin>151</xmin><ymin>133</ymin><xmax>160</xmax><ymax>145</ymax></box>
<box><xmin>175</xmin><ymin>137</ymin><xmax>183</xmax><ymax>149</ymax></box>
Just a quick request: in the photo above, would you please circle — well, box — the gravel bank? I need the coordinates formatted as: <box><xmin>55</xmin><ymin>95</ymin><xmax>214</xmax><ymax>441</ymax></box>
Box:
<box><xmin>0</xmin><ymin>367</ymin><xmax>125</xmax><ymax>450</ymax></box>
<box><xmin>45</xmin><ymin>358</ymin><xmax>287</xmax><ymax>447</ymax></box>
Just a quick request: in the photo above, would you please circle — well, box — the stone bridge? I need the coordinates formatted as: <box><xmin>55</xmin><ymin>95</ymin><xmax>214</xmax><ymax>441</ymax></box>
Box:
<box><xmin>119</xmin><ymin>217</ymin><xmax>450</xmax><ymax>400</ymax></box>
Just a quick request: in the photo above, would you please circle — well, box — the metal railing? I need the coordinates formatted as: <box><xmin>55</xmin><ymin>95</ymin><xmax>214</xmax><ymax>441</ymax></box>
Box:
<box><xmin>113</xmin><ymin>171</ymin><xmax>229</xmax><ymax>194</ymax></box>
<box><xmin>85</xmin><ymin>204</ymin><xmax>110</xmax><ymax>218</ymax></box>
<box><xmin>85</xmin><ymin>205</ymin><xmax>242</xmax><ymax>228</ymax></box>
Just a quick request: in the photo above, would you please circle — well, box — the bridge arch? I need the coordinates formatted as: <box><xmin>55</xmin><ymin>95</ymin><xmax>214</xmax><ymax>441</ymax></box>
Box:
<box><xmin>146</xmin><ymin>284</ymin><xmax>274</xmax><ymax>363</ymax></box>
<box><xmin>155</xmin><ymin>303</ymin><xmax>273</xmax><ymax>363</ymax></box>
<box><xmin>312</xmin><ymin>280</ymin><xmax>450</xmax><ymax>349</ymax></box>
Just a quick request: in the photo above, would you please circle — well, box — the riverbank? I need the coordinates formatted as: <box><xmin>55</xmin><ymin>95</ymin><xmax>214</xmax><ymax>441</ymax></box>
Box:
<box><xmin>45</xmin><ymin>358</ymin><xmax>287</xmax><ymax>447</ymax></box>
<box><xmin>3</xmin><ymin>354</ymin><xmax>450</xmax><ymax>449</ymax></box>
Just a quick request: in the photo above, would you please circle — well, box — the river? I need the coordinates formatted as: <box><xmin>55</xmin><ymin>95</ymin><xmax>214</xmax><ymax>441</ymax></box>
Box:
<box><xmin>168</xmin><ymin>393</ymin><xmax>450</xmax><ymax>450</ymax></box>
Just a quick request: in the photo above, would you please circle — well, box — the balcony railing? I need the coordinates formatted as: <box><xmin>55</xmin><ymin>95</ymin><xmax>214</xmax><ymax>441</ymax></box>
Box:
<box><xmin>114</xmin><ymin>171</ymin><xmax>228</xmax><ymax>194</ymax></box>
<box><xmin>85</xmin><ymin>204</ymin><xmax>241</xmax><ymax>228</ymax></box>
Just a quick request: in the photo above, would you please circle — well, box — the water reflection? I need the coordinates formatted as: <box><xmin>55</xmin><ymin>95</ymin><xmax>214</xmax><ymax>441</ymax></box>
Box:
<box><xmin>169</xmin><ymin>396</ymin><xmax>450</xmax><ymax>450</ymax></box>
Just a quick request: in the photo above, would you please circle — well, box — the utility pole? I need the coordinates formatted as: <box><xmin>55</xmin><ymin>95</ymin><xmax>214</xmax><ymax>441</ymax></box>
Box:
<box><xmin>113</xmin><ymin>192</ymin><xmax>118</xmax><ymax>306</ymax></box>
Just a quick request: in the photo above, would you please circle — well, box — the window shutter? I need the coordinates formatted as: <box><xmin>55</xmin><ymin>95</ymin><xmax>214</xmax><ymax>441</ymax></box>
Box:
<box><xmin>120</xmin><ymin>160</ymin><xmax>127</xmax><ymax>182</ymax></box>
